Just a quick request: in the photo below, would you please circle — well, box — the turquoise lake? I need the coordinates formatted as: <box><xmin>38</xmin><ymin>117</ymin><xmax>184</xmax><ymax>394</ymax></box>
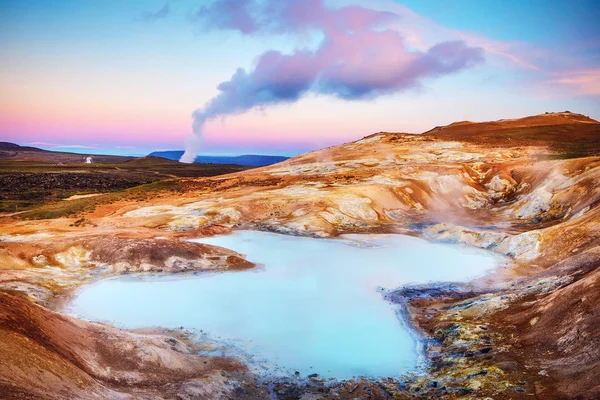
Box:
<box><xmin>67</xmin><ymin>231</ymin><xmax>501</xmax><ymax>379</ymax></box>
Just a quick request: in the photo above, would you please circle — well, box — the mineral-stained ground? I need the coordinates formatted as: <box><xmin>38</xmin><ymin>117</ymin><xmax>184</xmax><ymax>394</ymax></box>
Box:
<box><xmin>0</xmin><ymin>112</ymin><xmax>598</xmax><ymax>399</ymax></box>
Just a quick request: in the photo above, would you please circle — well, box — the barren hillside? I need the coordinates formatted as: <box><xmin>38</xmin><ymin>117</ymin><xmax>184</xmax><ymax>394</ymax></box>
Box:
<box><xmin>1</xmin><ymin>112</ymin><xmax>598</xmax><ymax>399</ymax></box>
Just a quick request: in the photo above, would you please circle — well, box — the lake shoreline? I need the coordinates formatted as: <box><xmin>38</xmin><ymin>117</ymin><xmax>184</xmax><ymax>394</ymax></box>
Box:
<box><xmin>40</xmin><ymin>229</ymin><xmax>509</xmax><ymax>395</ymax></box>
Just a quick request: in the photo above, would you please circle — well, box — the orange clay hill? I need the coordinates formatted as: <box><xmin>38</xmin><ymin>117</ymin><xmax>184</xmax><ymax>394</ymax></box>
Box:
<box><xmin>0</xmin><ymin>111</ymin><xmax>598</xmax><ymax>399</ymax></box>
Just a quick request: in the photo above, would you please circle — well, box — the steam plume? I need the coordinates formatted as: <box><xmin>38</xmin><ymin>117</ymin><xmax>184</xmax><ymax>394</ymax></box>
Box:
<box><xmin>180</xmin><ymin>0</ymin><xmax>484</xmax><ymax>162</ymax></box>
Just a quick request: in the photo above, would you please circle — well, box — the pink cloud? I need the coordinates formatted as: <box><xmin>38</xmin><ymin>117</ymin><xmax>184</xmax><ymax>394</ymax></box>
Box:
<box><xmin>340</xmin><ymin>1</ymin><xmax>599</xmax><ymax>96</ymax></box>
<box><xmin>537</xmin><ymin>68</ymin><xmax>600</xmax><ymax>97</ymax></box>
<box><xmin>181</xmin><ymin>0</ymin><xmax>484</xmax><ymax>162</ymax></box>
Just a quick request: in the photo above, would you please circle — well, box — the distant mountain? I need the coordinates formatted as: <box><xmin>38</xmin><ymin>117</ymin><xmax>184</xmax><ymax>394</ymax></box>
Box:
<box><xmin>0</xmin><ymin>142</ymin><xmax>44</xmax><ymax>152</ymax></box>
<box><xmin>149</xmin><ymin>151</ymin><xmax>289</xmax><ymax>167</ymax></box>
<box><xmin>0</xmin><ymin>143</ymin><xmax>289</xmax><ymax>167</ymax></box>
<box><xmin>0</xmin><ymin>142</ymin><xmax>134</xmax><ymax>163</ymax></box>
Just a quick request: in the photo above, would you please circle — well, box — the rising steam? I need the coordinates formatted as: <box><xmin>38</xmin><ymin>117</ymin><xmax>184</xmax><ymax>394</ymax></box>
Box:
<box><xmin>180</xmin><ymin>0</ymin><xmax>484</xmax><ymax>163</ymax></box>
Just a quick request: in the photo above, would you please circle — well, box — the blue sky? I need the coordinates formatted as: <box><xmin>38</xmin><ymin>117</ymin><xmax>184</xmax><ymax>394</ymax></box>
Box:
<box><xmin>1</xmin><ymin>0</ymin><xmax>598</xmax><ymax>156</ymax></box>
<box><xmin>399</xmin><ymin>0</ymin><xmax>600</xmax><ymax>44</ymax></box>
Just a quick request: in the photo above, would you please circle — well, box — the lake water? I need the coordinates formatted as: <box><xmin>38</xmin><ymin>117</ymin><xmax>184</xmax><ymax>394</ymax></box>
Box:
<box><xmin>67</xmin><ymin>231</ymin><xmax>501</xmax><ymax>379</ymax></box>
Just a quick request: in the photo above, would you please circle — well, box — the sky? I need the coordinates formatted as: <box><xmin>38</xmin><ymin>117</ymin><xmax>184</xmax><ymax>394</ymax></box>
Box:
<box><xmin>0</xmin><ymin>0</ymin><xmax>598</xmax><ymax>157</ymax></box>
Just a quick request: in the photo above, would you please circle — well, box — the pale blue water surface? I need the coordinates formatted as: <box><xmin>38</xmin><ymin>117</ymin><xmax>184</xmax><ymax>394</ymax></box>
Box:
<box><xmin>67</xmin><ymin>231</ymin><xmax>502</xmax><ymax>379</ymax></box>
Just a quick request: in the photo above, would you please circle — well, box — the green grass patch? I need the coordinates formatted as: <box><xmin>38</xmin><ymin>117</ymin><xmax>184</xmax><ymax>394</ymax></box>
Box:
<box><xmin>18</xmin><ymin>179</ymin><xmax>182</xmax><ymax>220</ymax></box>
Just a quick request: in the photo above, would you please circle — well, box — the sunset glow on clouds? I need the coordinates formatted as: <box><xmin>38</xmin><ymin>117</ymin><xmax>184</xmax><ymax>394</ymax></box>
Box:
<box><xmin>0</xmin><ymin>0</ymin><xmax>598</xmax><ymax>156</ymax></box>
